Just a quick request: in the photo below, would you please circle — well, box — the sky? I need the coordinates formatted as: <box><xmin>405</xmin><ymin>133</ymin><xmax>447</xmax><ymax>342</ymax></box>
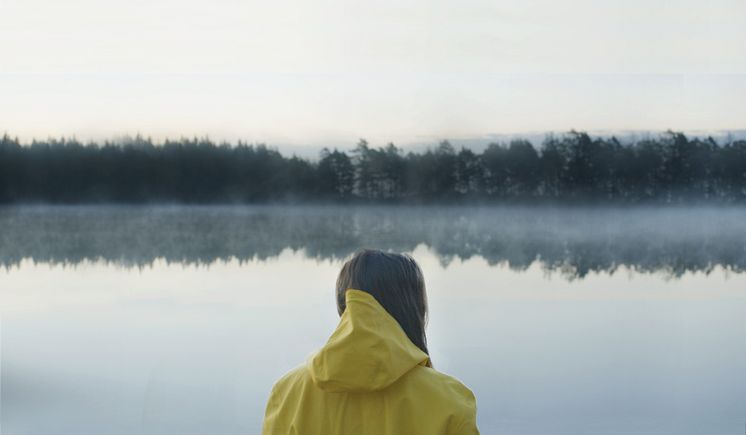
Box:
<box><xmin>1</xmin><ymin>0</ymin><xmax>746</xmax><ymax>150</ymax></box>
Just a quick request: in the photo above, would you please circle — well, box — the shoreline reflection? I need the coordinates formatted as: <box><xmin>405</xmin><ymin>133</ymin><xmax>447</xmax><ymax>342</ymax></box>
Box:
<box><xmin>1</xmin><ymin>204</ymin><xmax>745</xmax><ymax>279</ymax></box>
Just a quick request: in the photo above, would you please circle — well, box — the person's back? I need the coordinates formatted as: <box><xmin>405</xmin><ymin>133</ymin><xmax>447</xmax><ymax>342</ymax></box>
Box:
<box><xmin>261</xmin><ymin>250</ymin><xmax>479</xmax><ymax>435</ymax></box>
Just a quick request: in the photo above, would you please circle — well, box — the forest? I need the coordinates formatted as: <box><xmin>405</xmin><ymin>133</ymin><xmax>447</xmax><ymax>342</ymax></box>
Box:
<box><xmin>0</xmin><ymin>131</ymin><xmax>744</xmax><ymax>203</ymax></box>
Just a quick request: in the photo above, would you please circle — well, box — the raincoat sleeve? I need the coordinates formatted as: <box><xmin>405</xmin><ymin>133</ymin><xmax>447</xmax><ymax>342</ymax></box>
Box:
<box><xmin>261</xmin><ymin>383</ymin><xmax>283</xmax><ymax>435</ymax></box>
<box><xmin>453</xmin><ymin>414</ymin><xmax>480</xmax><ymax>435</ymax></box>
<box><xmin>452</xmin><ymin>389</ymin><xmax>479</xmax><ymax>435</ymax></box>
<box><xmin>453</xmin><ymin>420</ymin><xmax>479</xmax><ymax>435</ymax></box>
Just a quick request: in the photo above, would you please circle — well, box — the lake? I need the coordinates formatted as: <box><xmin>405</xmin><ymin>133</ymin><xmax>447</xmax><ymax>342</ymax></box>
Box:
<box><xmin>1</xmin><ymin>205</ymin><xmax>745</xmax><ymax>434</ymax></box>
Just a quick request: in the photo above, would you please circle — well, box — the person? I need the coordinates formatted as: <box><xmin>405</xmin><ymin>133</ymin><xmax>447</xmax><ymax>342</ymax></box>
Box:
<box><xmin>261</xmin><ymin>249</ymin><xmax>479</xmax><ymax>435</ymax></box>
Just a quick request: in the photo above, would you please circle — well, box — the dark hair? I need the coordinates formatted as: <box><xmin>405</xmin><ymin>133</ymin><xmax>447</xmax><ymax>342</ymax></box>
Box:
<box><xmin>336</xmin><ymin>249</ymin><xmax>429</xmax><ymax>356</ymax></box>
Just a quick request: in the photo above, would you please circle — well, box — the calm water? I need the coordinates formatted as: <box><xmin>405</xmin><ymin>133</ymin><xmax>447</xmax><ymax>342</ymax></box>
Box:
<box><xmin>1</xmin><ymin>205</ymin><xmax>745</xmax><ymax>435</ymax></box>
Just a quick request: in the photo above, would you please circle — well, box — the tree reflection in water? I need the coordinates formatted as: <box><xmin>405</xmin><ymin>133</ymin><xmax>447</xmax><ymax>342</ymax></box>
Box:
<box><xmin>1</xmin><ymin>205</ymin><xmax>744</xmax><ymax>279</ymax></box>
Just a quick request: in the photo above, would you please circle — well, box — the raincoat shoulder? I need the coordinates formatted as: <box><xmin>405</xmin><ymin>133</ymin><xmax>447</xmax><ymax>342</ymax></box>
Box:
<box><xmin>261</xmin><ymin>289</ymin><xmax>479</xmax><ymax>435</ymax></box>
<box><xmin>263</xmin><ymin>364</ymin><xmax>478</xmax><ymax>435</ymax></box>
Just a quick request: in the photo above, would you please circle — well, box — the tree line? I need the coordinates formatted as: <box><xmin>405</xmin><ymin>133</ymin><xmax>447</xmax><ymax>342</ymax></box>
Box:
<box><xmin>0</xmin><ymin>131</ymin><xmax>744</xmax><ymax>203</ymax></box>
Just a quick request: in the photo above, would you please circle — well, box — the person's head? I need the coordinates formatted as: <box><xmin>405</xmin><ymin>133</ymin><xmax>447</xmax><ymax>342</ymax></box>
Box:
<box><xmin>336</xmin><ymin>249</ymin><xmax>429</xmax><ymax>355</ymax></box>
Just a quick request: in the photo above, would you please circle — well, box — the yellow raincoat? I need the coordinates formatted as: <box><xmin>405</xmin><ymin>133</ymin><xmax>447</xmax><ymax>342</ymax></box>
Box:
<box><xmin>262</xmin><ymin>289</ymin><xmax>479</xmax><ymax>435</ymax></box>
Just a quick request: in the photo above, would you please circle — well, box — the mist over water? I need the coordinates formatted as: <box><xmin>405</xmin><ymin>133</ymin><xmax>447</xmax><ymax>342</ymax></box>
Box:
<box><xmin>1</xmin><ymin>205</ymin><xmax>745</xmax><ymax>435</ymax></box>
<box><xmin>1</xmin><ymin>204</ymin><xmax>745</xmax><ymax>277</ymax></box>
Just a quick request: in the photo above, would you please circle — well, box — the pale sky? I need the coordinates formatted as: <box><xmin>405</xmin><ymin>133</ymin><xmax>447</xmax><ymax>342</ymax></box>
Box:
<box><xmin>1</xmin><ymin>0</ymin><xmax>745</xmax><ymax>147</ymax></box>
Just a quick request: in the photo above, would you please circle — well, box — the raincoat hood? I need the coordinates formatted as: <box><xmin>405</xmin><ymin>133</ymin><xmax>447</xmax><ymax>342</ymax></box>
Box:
<box><xmin>308</xmin><ymin>289</ymin><xmax>430</xmax><ymax>393</ymax></box>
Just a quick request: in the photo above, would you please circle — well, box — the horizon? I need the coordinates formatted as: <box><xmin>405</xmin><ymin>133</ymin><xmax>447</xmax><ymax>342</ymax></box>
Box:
<box><xmin>4</xmin><ymin>128</ymin><xmax>746</xmax><ymax>159</ymax></box>
<box><xmin>2</xmin><ymin>74</ymin><xmax>745</xmax><ymax>148</ymax></box>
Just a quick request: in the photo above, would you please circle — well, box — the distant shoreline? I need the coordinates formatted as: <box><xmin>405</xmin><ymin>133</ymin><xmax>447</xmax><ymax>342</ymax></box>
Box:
<box><xmin>2</xmin><ymin>131</ymin><xmax>745</xmax><ymax>204</ymax></box>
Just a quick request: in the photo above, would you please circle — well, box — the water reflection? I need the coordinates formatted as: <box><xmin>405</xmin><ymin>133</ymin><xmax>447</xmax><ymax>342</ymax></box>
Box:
<box><xmin>1</xmin><ymin>205</ymin><xmax>745</xmax><ymax>278</ymax></box>
<box><xmin>2</xmin><ymin>249</ymin><xmax>745</xmax><ymax>435</ymax></box>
